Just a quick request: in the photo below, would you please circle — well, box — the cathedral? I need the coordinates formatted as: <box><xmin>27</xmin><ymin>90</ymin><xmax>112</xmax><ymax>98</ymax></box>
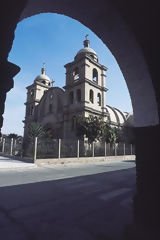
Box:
<box><xmin>23</xmin><ymin>37</ymin><xmax>129</xmax><ymax>140</ymax></box>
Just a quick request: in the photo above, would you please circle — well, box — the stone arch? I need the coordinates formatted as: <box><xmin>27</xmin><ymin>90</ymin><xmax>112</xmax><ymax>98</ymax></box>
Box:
<box><xmin>73</xmin><ymin>67</ymin><xmax>79</xmax><ymax>80</ymax></box>
<box><xmin>1</xmin><ymin>0</ymin><xmax>160</xmax><ymax>237</ymax></box>
<box><xmin>93</xmin><ymin>68</ymin><xmax>98</xmax><ymax>83</ymax></box>
<box><xmin>89</xmin><ymin>89</ymin><xmax>94</xmax><ymax>103</ymax></box>
<box><xmin>97</xmin><ymin>93</ymin><xmax>101</xmax><ymax>106</ymax></box>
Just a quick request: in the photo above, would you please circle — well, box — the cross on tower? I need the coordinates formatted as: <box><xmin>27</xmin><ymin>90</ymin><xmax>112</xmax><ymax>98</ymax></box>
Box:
<box><xmin>85</xmin><ymin>34</ymin><xmax>89</xmax><ymax>40</ymax></box>
<box><xmin>51</xmin><ymin>79</ymin><xmax>55</xmax><ymax>87</ymax></box>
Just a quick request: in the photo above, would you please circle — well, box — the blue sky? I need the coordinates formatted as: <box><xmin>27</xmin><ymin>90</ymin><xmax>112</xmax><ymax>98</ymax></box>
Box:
<box><xmin>2</xmin><ymin>13</ymin><xmax>132</xmax><ymax>135</ymax></box>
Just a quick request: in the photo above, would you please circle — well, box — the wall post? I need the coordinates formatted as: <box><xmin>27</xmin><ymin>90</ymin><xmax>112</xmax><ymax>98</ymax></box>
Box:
<box><xmin>123</xmin><ymin>143</ymin><xmax>126</xmax><ymax>155</ymax></box>
<box><xmin>10</xmin><ymin>138</ymin><xmax>13</xmax><ymax>156</ymax></box>
<box><xmin>58</xmin><ymin>139</ymin><xmax>61</xmax><ymax>159</ymax></box>
<box><xmin>14</xmin><ymin>139</ymin><xmax>17</xmax><ymax>155</ymax></box>
<box><xmin>109</xmin><ymin>143</ymin><xmax>111</xmax><ymax>155</ymax></box>
<box><xmin>114</xmin><ymin>143</ymin><xmax>117</xmax><ymax>156</ymax></box>
<box><xmin>77</xmin><ymin>139</ymin><xmax>79</xmax><ymax>159</ymax></box>
<box><xmin>131</xmin><ymin>144</ymin><xmax>133</xmax><ymax>155</ymax></box>
<box><xmin>33</xmin><ymin>137</ymin><xmax>38</xmax><ymax>162</ymax></box>
<box><xmin>2</xmin><ymin>138</ymin><xmax>5</xmax><ymax>153</ymax></box>
<box><xmin>92</xmin><ymin>142</ymin><xmax>94</xmax><ymax>157</ymax></box>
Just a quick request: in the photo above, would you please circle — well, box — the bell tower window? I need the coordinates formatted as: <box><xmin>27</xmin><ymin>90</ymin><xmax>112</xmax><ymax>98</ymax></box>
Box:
<box><xmin>69</xmin><ymin>91</ymin><xmax>74</xmax><ymax>104</ymax></box>
<box><xmin>30</xmin><ymin>106</ymin><xmax>34</xmax><ymax>115</ymax></box>
<box><xmin>97</xmin><ymin>93</ymin><xmax>101</xmax><ymax>106</ymax></box>
<box><xmin>30</xmin><ymin>89</ymin><xmax>34</xmax><ymax>97</ymax></box>
<box><xmin>93</xmin><ymin>68</ymin><xmax>98</xmax><ymax>82</ymax></box>
<box><xmin>89</xmin><ymin>90</ymin><xmax>94</xmax><ymax>103</ymax></box>
<box><xmin>27</xmin><ymin>106</ymin><xmax>30</xmax><ymax>114</ymax></box>
<box><xmin>73</xmin><ymin>67</ymin><xmax>79</xmax><ymax>80</ymax></box>
<box><xmin>76</xmin><ymin>89</ymin><xmax>81</xmax><ymax>102</ymax></box>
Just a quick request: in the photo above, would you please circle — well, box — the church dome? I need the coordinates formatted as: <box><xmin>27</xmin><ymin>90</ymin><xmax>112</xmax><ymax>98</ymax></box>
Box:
<box><xmin>75</xmin><ymin>36</ymin><xmax>98</xmax><ymax>61</ymax></box>
<box><xmin>35</xmin><ymin>74</ymin><xmax>51</xmax><ymax>82</ymax></box>
<box><xmin>34</xmin><ymin>66</ymin><xmax>51</xmax><ymax>86</ymax></box>
<box><xmin>76</xmin><ymin>47</ymin><xmax>97</xmax><ymax>56</ymax></box>
<box><xmin>106</xmin><ymin>105</ymin><xmax>127</xmax><ymax>126</ymax></box>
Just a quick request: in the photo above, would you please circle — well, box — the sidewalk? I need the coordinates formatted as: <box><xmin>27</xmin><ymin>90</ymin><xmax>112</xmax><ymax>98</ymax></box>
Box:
<box><xmin>0</xmin><ymin>154</ymin><xmax>135</xmax><ymax>169</ymax></box>
<box><xmin>0</xmin><ymin>155</ymin><xmax>36</xmax><ymax>169</ymax></box>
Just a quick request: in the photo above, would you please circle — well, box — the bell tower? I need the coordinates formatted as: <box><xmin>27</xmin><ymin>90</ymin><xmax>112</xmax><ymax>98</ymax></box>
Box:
<box><xmin>63</xmin><ymin>36</ymin><xmax>108</xmax><ymax>138</ymax></box>
<box><xmin>23</xmin><ymin>65</ymin><xmax>51</xmax><ymax>137</ymax></box>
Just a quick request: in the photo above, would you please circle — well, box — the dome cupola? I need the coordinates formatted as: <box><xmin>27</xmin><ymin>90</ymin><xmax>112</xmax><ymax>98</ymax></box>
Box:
<box><xmin>75</xmin><ymin>35</ymin><xmax>98</xmax><ymax>61</ymax></box>
<box><xmin>34</xmin><ymin>63</ymin><xmax>51</xmax><ymax>86</ymax></box>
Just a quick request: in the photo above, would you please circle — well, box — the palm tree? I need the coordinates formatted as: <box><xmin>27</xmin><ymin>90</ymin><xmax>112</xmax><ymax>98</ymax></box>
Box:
<box><xmin>28</xmin><ymin>122</ymin><xmax>45</xmax><ymax>141</ymax></box>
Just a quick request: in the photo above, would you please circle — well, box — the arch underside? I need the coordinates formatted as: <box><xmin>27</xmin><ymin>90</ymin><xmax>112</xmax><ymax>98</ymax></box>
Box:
<box><xmin>1</xmin><ymin>1</ymin><xmax>160</xmax><ymax>237</ymax></box>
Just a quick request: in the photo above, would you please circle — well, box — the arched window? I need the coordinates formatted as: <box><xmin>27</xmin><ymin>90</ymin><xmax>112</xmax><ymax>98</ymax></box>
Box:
<box><xmin>27</xmin><ymin>106</ymin><xmax>30</xmax><ymax>114</ymax></box>
<box><xmin>73</xmin><ymin>67</ymin><xmax>79</xmax><ymax>80</ymax></box>
<box><xmin>93</xmin><ymin>68</ymin><xmax>98</xmax><ymax>82</ymax></box>
<box><xmin>71</xmin><ymin>116</ymin><xmax>76</xmax><ymax>130</ymax></box>
<box><xmin>42</xmin><ymin>80</ymin><xmax>46</xmax><ymax>84</ymax></box>
<box><xmin>30</xmin><ymin>106</ymin><xmax>34</xmax><ymax>115</ymax></box>
<box><xmin>49</xmin><ymin>104</ymin><xmax>53</xmax><ymax>113</ymax></box>
<box><xmin>89</xmin><ymin>90</ymin><xmax>94</xmax><ymax>103</ymax></box>
<box><xmin>97</xmin><ymin>93</ymin><xmax>101</xmax><ymax>106</ymax></box>
<box><xmin>69</xmin><ymin>91</ymin><xmax>74</xmax><ymax>104</ymax></box>
<box><xmin>76</xmin><ymin>89</ymin><xmax>81</xmax><ymax>102</ymax></box>
<box><xmin>30</xmin><ymin>89</ymin><xmax>34</xmax><ymax>97</ymax></box>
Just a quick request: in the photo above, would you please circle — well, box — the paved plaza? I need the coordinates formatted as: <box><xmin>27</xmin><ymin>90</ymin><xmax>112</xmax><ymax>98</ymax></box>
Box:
<box><xmin>0</xmin><ymin>156</ymin><xmax>36</xmax><ymax>169</ymax></box>
<box><xmin>0</xmin><ymin>155</ymin><xmax>136</xmax><ymax>240</ymax></box>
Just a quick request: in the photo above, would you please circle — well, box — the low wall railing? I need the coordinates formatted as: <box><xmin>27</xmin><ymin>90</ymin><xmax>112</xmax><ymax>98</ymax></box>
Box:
<box><xmin>0</xmin><ymin>137</ymin><xmax>135</xmax><ymax>162</ymax></box>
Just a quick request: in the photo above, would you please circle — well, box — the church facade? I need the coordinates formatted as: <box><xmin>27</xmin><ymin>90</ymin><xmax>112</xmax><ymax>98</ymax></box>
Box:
<box><xmin>23</xmin><ymin>38</ymin><xmax>129</xmax><ymax>140</ymax></box>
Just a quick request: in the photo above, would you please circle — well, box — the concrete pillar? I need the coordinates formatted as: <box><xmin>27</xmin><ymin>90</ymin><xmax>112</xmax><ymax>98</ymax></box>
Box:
<box><xmin>92</xmin><ymin>142</ymin><xmax>94</xmax><ymax>157</ymax></box>
<box><xmin>58</xmin><ymin>139</ymin><xmax>61</xmax><ymax>159</ymax></box>
<box><xmin>130</xmin><ymin>144</ymin><xmax>133</xmax><ymax>155</ymax></box>
<box><xmin>10</xmin><ymin>138</ymin><xmax>13</xmax><ymax>155</ymax></box>
<box><xmin>114</xmin><ymin>143</ymin><xmax>117</xmax><ymax>156</ymax></box>
<box><xmin>77</xmin><ymin>140</ymin><xmax>79</xmax><ymax>159</ymax></box>
<box><xmin>105</xmin><ymin>142</ymin><xmax>107</xmax><ymax>158</ymax></box>
<box><xmin>123</xmin><ymin>143</ymin><xmax>126</xmax><ymax>155</ymax></box>
<box><xmin>2</xmin><ymin>138</ymin><xmax>5</xmax><ymax>153</ymax></box>
<box><xmin>33</xmin><ymin>137</ymin><xmax>37</xmax><ymax>162</ymax></box>
<box><xmin>14</xmin><ymin>139</ymin><xmax>17</xmax><ymax>155</ymax></box>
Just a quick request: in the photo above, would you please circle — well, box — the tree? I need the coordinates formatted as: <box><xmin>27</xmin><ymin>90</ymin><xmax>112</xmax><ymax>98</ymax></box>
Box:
<box><xmin>102</xmin><ymin>124</ymin><xmax>119</xmax><ymax>144</ymax></box>
<box><xmin>8</xmin><ymin>133</ymin><xmax>18</xmax><ymax>139</ymax></box>
<box><xmin>27</xmin><ymin>122</ymin><xmax>45</xmax><ymax>141</ymax></box>
<box><xmin>76</xmin><ymin>115</ymin><xmax>104</xmax><ymax>143</ymax></box>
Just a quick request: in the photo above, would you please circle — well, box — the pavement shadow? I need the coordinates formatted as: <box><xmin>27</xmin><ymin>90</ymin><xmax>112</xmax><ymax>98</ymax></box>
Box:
<box><xmin>0</xmin><ymin>168</ymin><xmax>136</xmax><ymax>240</ymax></box>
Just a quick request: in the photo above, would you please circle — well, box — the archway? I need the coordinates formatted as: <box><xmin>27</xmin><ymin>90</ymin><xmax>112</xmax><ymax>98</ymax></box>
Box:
<box><xmin>0</xmin><ymin>0</ymin><xmax>160</xmax><ymax>238</ymax></box>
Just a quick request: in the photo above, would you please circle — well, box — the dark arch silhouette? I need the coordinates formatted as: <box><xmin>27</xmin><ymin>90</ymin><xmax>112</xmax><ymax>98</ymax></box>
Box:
<box><xmin>0</xmin><ymin>1</ymin><xmax>160</xmax><ymax>238</ymax></box>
